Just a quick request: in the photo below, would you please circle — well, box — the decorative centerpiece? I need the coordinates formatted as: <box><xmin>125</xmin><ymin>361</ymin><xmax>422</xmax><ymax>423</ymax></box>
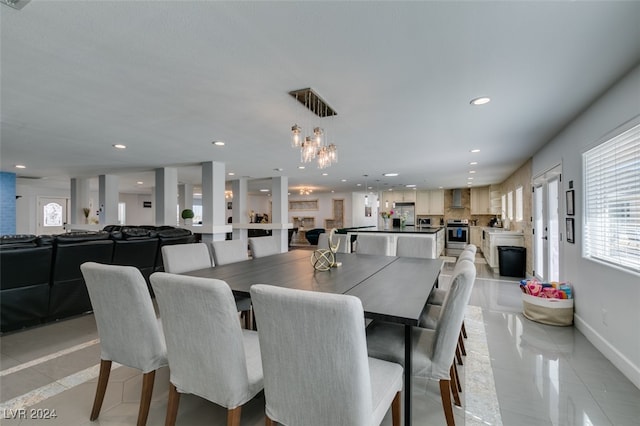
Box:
<box><xmin>380</xmin><ymin>210</ymin><xmax>394</xmax><ymax>230</ymax></box>
<box><xmin>311</xmin><ymin>228</ymin><xmax>341</xmax><ymax>271</ymax></box>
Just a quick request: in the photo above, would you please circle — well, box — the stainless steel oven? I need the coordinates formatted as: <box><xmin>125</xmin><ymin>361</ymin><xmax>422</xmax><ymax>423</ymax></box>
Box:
<box><xmin>445</xmin><ymin>219</ymin><xmax>469</xmax><ymax>254</ymax></box>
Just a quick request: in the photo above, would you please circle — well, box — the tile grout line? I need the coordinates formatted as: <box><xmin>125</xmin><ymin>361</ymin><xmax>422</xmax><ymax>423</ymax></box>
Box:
<box><xmin>0</xmin><ymin>361</ymin><xmax>122</xmax><ymax>412</ymax></box>
<box><xmin>0</xmin><ymin>339</ymin><xmax>100</xmax><ymax>377</ymax></box>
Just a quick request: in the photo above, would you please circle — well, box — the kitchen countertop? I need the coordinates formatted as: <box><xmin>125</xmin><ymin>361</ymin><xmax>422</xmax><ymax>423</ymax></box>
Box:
<box><xmin>482</xmin><ymin>227</ymin><xmax>524</xmax><ymax>235</ymax></box>
<box><xmin>347</xmin><ymin>226</ymin><xmax>444</xmax><ymax>234</ymax></box>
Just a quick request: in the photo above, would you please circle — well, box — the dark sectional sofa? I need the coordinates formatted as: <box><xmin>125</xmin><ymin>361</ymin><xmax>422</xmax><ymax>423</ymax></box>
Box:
<box><xmin>0</xmin><ymin>226</ymin><xmax>195</xmax><ymax>333</ymax></box>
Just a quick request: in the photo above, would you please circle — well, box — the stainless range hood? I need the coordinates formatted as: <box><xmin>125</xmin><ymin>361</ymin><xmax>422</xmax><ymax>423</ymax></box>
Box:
<box><xmin>451</xmin><ymin>189</ymin><xmax>463</xmax><ymax>208</ymax></box>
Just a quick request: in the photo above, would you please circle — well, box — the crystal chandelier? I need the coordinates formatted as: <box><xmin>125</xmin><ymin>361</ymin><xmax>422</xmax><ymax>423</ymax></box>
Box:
<box><xmin>299</xmin><ymin>187</ymin><xmax>313</xmax><ymax>195</ymax></box>
<box><xmin>289</xmin><ymin>88</ymin><xmax>338</xmax><ymax>169</ymax></box>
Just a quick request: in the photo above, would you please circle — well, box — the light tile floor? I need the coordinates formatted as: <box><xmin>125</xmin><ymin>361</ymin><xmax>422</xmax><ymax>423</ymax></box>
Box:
<box><xmin>1</xmin><ymin>256</ymin><xmax>639</xmax><ymax>425</ymax></box>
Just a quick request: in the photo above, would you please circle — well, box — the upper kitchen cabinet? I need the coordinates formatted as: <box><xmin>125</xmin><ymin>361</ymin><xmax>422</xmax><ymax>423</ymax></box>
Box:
<box><xmin>384</xmin><ymin>190</ymin><xmax>416</xmax><ymax>205</ymax></box>
<box><xmin>490</xmin><ymin>185</ymin><xmax>502</xmax><ymax>215</ymax></box>
<box><xmin>416</xmin><ymin>189</ymin><xmax>444</xmax><ymax>215</ymax></box>
<box><xmin>470</xmin><ymin>186</ymin><xmax>491</xmax><ymax>214</ymax></box>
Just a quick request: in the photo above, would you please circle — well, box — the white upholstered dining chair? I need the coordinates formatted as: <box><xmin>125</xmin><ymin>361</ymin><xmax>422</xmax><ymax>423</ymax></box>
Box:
<box><xmin>366</xmin><ymin>261</ymin><xmax>477</xmax><ymax>426</ymax></box>
<box><xmin>80</xmin><ymin>262</ymin><xmax>167</xmax><ymax>426</ymax></box>
<box><xmin>354</xmin><ymin>234</ymin><xmax>390</xmax><ymax>255</ymax></box>
<box><xmin>317</xmin><ymin>233</ymin><xmax>351</xmax><ymax>253</ymax></box>
<box><xmin>161</xmin><ymin>242</ymin><xmax>212</xmax><ymax>274</ymax></box>
<box><xmin>162</xmin><ymin>242</ymin><xmax>252</xmax><ymax>328</ymax></box>
<box><xmin>248</xmin><ymin>236</ymin><xmax>281</xmax><ymax>258</ymax></box>
<box><xmin>396</xmin><ymin>236</ymin><xmax>435</xmax><ymax>258</ymax></box>
<box><xmin>210</xmin><ymin>239</ymin><xmax>249</xmax><ymax>265</ymax></box>
<box><xmin>150</xmin><ymin>273</ymin><xmax>263</xmax><ymax>426</ymax></box>
<box><xmin>250</xmin><ymin>284</ymin><xmax>403</xmax><ymax>426</ymax></box>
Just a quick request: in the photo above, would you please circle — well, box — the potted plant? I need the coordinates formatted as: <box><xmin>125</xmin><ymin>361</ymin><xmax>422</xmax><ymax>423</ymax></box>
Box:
<box><xmin>181</xmin><ymin>208</ymin><xmax>194</xmax><ymax>226</ymax></box>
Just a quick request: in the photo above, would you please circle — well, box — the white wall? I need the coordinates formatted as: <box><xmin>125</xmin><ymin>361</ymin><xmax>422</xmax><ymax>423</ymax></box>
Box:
<box><xmin>287</xmin><ymin>192</ymin><xmax>353</xmax><ymax>229</ymax></box>
<box><xmin>15</xmin><ymin>181</ymin><xmax>83</xmax><ymax>234</ymax></box>
<box><xmin>350</xmin><ymin>192</ymin><xmax>379</xmax><ymax>228</ymax></box>
<box><xmin>119</xmin><ymin>193</ymin><xmax>155</xmax><ymax>225</ymax></box>
<box><xmin>532</xmin><ymin>64</ymin><xmax>640</xmax><ymax>388</ymax></box>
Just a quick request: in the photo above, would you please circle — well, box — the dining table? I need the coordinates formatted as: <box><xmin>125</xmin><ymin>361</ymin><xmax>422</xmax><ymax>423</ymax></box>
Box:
<box><xmin>182</xmin><ymin>249</ymin><xmax>444</xmax><ymax>426</ymax></box>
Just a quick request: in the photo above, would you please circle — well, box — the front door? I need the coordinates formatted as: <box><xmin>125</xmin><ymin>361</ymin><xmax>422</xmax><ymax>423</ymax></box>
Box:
<box><xmin>37</xmin><ymin>197</ymin><xmax>69</xmax><ymax>235</ymax></box>
<box><xmin>533</xmin><ymin>165</ymin><xmax>561</xmax><ymax>282</ymax></box>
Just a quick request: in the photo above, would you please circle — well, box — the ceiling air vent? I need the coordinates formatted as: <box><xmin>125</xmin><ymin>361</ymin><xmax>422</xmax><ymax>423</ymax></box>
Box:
<box><xmin>289</xmin><ymin>88</ymin><xmax>337</xmax><ymax>117</ymax></box>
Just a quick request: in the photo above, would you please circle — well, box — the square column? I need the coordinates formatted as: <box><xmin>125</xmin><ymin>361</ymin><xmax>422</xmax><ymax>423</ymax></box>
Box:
<box><xmin>155</xmin><ymin>167</ymin><xmax>178</xmax><ymax>226</ymax></box>
<box><xmin>271</xmin><ymin>176</ymin><xmax>289</xmax><ymax>252</ymax></box>
<box><xmin>70</xmin><ymin>178</ymin><xmax>91</xmax><ymax>224</ymax></box>
<box><xmin>201</xmin><ymin>161</ymin><xmax>230</xmax><ymax>242</ymax></box>
<box><xmin>98</xmin><ymin>175</ymin><xmax>119</xmax><ymax>225</ymax></box>
<box><xmin>178</xmin><ymin>183</ymin><xmax>194</xmax><ymax>223</ymax></box>
<box><xmin>231</xmin><ymin>177</ymin><xmax>248</xmax><ymax>246</ymax></box>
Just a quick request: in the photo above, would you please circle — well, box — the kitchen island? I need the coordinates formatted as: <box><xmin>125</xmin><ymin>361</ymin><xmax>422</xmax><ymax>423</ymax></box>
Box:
<box><xmin>347</xmin><ymin>226</ymin><xmax>445</xmax><ymax>258</ymax></box>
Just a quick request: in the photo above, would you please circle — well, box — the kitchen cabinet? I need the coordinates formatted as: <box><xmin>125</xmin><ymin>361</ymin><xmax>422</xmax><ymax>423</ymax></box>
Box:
<box><xmin>471</xmin><ymin>186</ymin><xmax>491</xmax><ymax>214</ymax></box>
<box><xmin>470</xmin><ymin>226</ymin><xmax>483</xmax><ymax>251</ymax></box>
<box><xmin>382</xmin><ymin>191</ymin><xmax>414</xmax><ymax>206</ymax></box>
<box><xmin>415</xmin><ymin>189</ymin><xmax>444</xmax><ymax>215</ymax></box>
<box><xmin>490</xmin><ymin>185</ymin><xmax>502</xmax><ymax>215</ymax></box>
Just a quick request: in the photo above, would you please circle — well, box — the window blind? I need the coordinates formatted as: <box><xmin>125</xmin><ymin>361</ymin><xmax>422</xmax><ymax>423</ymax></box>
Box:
<box><xmin>583</xmin><ymin>123</ymin><xmax>640</xmax><ymax>273</ymax></box>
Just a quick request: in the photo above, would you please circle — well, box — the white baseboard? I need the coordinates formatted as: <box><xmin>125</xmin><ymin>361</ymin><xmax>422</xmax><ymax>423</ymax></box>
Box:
<box><xmin>574</xmin><ymin>313</ymin><xmax>640</xmax><ymax>390</ymax></box>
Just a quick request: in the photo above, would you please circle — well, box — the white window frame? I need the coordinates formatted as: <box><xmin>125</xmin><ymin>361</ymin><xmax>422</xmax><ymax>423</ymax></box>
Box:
<box><xmin>507</xmin><ymin>191</ymin><xmax>514</xmax><ymax>221</ymax></box>
<box><xmin>515</xmin><ymin>186</ymin><xmax>524</xmax><ymax>222</ymax></box>
<box><xmin>583</xmin><ymin>121</ymin><xmax>640</xmax><ymax>274</ymax></box>
<box><xmin>501</xmin><ymin>194</ymin><xmax>506</xmax><ymax>219</ymax></box>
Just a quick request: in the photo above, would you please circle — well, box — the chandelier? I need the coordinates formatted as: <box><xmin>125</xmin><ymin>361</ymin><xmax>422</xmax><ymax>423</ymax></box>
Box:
<box><xmin>289</xmin><ymin>88</ymin><xmax>338</xmax><ymax>169</ymax></box>
<box><xmin>299</xmin><ymin>187</ymin><xmax>313</xmax><ymax>195</ymax></box>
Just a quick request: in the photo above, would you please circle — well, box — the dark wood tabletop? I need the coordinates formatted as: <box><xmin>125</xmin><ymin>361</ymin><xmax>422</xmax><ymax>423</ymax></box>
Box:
<box><xmin>181</xmin><ymin>249</ymin><xmax>444</xmax><ymax>426</ymax></box>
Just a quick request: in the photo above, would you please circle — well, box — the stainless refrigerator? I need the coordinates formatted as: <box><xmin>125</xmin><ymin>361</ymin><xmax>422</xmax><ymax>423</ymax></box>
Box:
<box><xmin>393</xmin><ymin>202</ymin><xmax>415</xmax><ymax>225</ymax></box>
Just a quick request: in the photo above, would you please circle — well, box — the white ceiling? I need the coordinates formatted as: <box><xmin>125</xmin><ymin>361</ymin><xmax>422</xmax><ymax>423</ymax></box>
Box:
<box><xmin>2</xmin><ymin>1</ymin><xmax>640</xmax><ymax>196</ymax></box>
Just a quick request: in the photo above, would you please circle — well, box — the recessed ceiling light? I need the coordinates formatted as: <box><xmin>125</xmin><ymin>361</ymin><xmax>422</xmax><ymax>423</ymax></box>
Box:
<box><xmin>15</xmin><ymin>164</ymin><xmax>26</xmax><ymax>169</ymax></box>
<box><xmin>439</xmin><ymin>186</ymin><xmax>443</xmax><ymax>189</ymax></box>
<box><xmin>406</xmin><ymin>184</ymin><xmax>416</xmax><ymax>188</ymax></box>
<box><xmin>113</xmin><ymin>144</ymin><xmax>126</xmax><ymax>149</ymax></box>
<box><xmin>470</xmin><ymin>149</ymin><xmax>480</xmax><ymax>153</ymax></box>
<box><xmin>212</xmin><ymin>141</ymin><xmax>225</xmax><ymax>146</ymax></box>
<box><xmin>356</xmin><ymin>183</ymin><xmax>362</xmax><ymax>187</ymax></box>
<box><xmin>228</xmin><ymin>172</ymin><xmax>235</xmax><ymax>176</ymax></box>
<box><xmin>470</xmin><ymin>97</ymin><xmax>491</xmax><ymax>105</ymax></box>
<box><xmin>469</xmin><ymin>162</ymin><xmax>478</xmax><ymax>165</ymax></box>
<box><xmin>137</xmin><ymin>181</ymin><xmax>143</xmax><ymax>185</ymax></box>
<box><xmin>260</xmin><ymin>189</ymin><xmax>269</xmax><ymax>192</ymax></box>
<box><xmin>321</xmin><ymin>173</ymin><xmax>328</xmax><ymax>176</ymax></box>
<box><xmin>469</xmin><ymin>170</ymin><xmax>476</xmax><ymax>174</ymax></box>
<box><xmin>383</xmin><ymin>173</ymin><xmax>399</xmax><ymax>177</ymax></box>
<box><xmin>468</xmin><ymin>177</ymin><xmax>474</xmax><ymax>180</ymax></box>
<box><xmin>298</xmin><ymin>166</ymin><xmax>305</xmax><ymax>170</ymax></box>
<box><xmin>341</xmin><ymin>179</ymin><xmax>347</xmax><ymax>182</ymax></box>
<box><xmin>331</xmin><ymin>190</ymin><xmax>335</xmax><ymax>193</ymax></box>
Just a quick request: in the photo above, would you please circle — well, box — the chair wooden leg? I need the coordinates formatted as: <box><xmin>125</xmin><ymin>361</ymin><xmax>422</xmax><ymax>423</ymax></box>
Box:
<box><xmin>455</xmin><ymin>344</ymin><xmax>463</xmax><ymax>366</ymax></box>
<box><xmin>449</xmin><ymin>365</ymin><xmax>461</xmax><ymax>407</ymax></box>
<box><xmin>265</xmin><ymin>415</ymin><xmax>277</xmax><ymax>426</ymax></box>
<box><xmin>90</xmin><ymin>359</ymin><xmax>112</xmax><ymax>421</ymax></box>
<box><xmin>165</xmin><ymin>383</ymin><xmax>180</xmax><ymax>426</ymax></box>
<box><xmin>391</xmin><ymin>391</ymin><xmax>401</xmax><ymax>426</ymax></box>
<box><xmin>137</xmin><ymin>370</ymin><xmax>156</xmax><ymax>426</ymax></box>
<box><xmin>227</xmin><ymin>406</ymin><xmax>242</xmax><ymax>426</ymax></box>
<box><xmin>461</xmin><ymin>320</ymin><xmax>467</xmax><ymax>338</ymax></box>
<box><xmin>458</xmin><ymin>332</ymin><xmax>467</xmax><ymax>356</ymax></box>
<box><xmin>244</xmin><ymin>309</ymin><xmax>253</xmax><ymax>330</ymax></box>
<box><xmin>452</xmin><ymin>362</ymin><xmax>462</xmax><ymax>393</ymax></box>
<box><xmin>439</xmin><ymin>379</ymin><xmax>456</xmax><ymax>426</ymax></box>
